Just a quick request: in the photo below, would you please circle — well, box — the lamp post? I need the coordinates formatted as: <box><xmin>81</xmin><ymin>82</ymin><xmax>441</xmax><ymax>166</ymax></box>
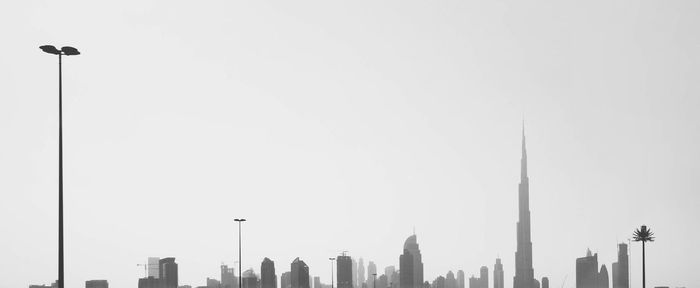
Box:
<box><xmin>329</xmin><ymin>257</ymin><xmax>336</xmax><ymax>288</ymax></box>
<box><xmin>372</xmin><ymin>273</ymin><xmax>377</xmax><ymax>288</ymax></box>
<box><xmin>234</xmin><ymin>219</ymin><xmax>246</xmax><ymax>288</ymax></box>
<box><xmin>39</xmin><ymin>44</ymin><xmax>80</xmax><ymax>288</ymax></box>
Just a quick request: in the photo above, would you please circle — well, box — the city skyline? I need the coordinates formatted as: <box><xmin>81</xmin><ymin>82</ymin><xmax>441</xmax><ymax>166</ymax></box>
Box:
<box><xmin>2</xmin><ymin>1</ymin><xmax>699</xmax><ymax>288</ymax></box>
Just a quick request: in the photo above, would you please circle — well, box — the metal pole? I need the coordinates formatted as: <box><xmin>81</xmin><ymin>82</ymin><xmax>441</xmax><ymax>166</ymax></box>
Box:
<box><xmin>58</xmin><ymin>53</ymin><xmax>64</xmax><ymax>288</ymax></box>
<box><xmin>239</xmin><ymin>221</ymin><xmax>242</xmax><ymax>288</ymax></box>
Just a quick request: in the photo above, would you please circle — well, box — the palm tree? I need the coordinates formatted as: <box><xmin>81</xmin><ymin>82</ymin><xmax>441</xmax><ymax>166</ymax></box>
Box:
<box><xmin>632</xmin><ymin>225</ymin><xmax>655</xmax><ymax>288</ymax></box>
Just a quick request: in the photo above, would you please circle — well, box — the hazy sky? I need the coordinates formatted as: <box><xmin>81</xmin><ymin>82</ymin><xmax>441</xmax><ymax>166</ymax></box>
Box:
<box><xmin>1</xmin><ymin>1</ymin><xmax>699</xmax><ymax>288</ymax></box>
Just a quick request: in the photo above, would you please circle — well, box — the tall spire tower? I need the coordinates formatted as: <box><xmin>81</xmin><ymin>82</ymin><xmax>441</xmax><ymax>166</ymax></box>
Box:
<box><xmin>514</xmin><ymin>126</ymin><xmax>536</xmax><ymax>288</ymax></box>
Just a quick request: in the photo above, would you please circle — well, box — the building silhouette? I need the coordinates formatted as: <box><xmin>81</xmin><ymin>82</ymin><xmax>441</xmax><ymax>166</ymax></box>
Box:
<box><xmin>541</xmin><ymin>278</ymin><xmax>548</xmax><ymax>288</ymax></box>
<box><xmin>353</xmin><ymin>259</ymin><xmax>359</xmax><ymax>288</ymax></box>
<box><xmin>468</xmin><ymin>267</ymin><xmax>487</xmax><ymax>288</ymax></box>
<box><xmin>612</xmin><ymin>243</ymin><xmax>629</xmax><ymax>288</ymax></box>
<box><xmin>576</xmin><ymin>249</ymin><xmax>609</xmax><ymax>288</ymax></box>
<box><xmin>291</xmin><ymin>258</ymin><xmax>310</xmax><ymax>288</ymax></box>
<box><xmin>385</xmin><ymin>266</ymin><xmax>396</xmax><ymax>285</ymax></box>
<box><xmin>457</xmin><ymin>271</ymin><xmax>465</xmax><ymax>288</ymax></box>
<box><xmin>281</xmin><ymin>272</ymin><xmax>291</xmax><ymax>288</ymax></box>
<box><xmin>138</xmin><ymin>277</ymin><xmax>161</xmax><ymax>288</ymax></box>
<box><xmin>514</xmin><ymin>128</ymin><xmax>537</xmax><ymax>288</ymax></box>
<box><xmin>85</xmin><ymin>280</ymin><xmax>108</xmax><ymax>288</ymax></box>
<box><xmin>242</xmin><ymin>269</ymin><xmax>259</xmax><ymax>288</ymax></box>
<box><xmin>359</xmin><ymin>258</ymin><xmax>366</xmax><ymax>288</ymax></box>
<box><xmin>208</xmin><ymin>278</ymin><xmax>221</xmax><ymax>288</ymax></box>
<box><xmin>338</xmin><ymin>254</ymin><xmax>354</xmax><ymax>288</ymax></box>
<box><xmin>262</xmin><ymin>258</ymin><xmax>277</xmax><ymax>288</ymax></box>
<box><xmin>149</xmin><ymin>258</ymin><xmax>161</xmax><ymax>279</ymax></box>
<box><xmin>445</xmin><ymin>271</ymin><xmax>457</xmax><ymax>288</ymax></box>
<box><xmin>160</xmin><ymin>258</ymin><xmax>179</xmax><ymax>288</ymax></box>
<box><xmin>399</xmin><ymin>234</ymin><xmax>424</xmax><ymax>288</ymax></box>
<box><xmin>222</xmin><ymin>265</ymin><xmax>236</xmax><ymax>288</ymax></box>
<box><xmin>494</xmin><ymin>258</ymin><xmax>504</xmax><ymax>288</ymax></box>
<box><xmin>367</xmin><ymin>261</ymin><xmax>377</xmax><ymax>288</ymax></box>
<box><xmin>431</xmin><ymin>276</ymin><xmax>445</xmax><ymax>288</ymax></box>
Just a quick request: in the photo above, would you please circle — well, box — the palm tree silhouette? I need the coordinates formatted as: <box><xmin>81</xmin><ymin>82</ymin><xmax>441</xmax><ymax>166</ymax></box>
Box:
<box><xmin>632</xmin><ymin>225</ymin><xmax>655</xmax><ymax>288</ymax></box>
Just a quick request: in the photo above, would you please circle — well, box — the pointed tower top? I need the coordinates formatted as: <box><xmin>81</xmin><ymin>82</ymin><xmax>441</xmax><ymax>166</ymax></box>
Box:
<box><xmin>520</xmin><ymin>122</ymin><xmax>528</xmax><ymax>180</ymax></box>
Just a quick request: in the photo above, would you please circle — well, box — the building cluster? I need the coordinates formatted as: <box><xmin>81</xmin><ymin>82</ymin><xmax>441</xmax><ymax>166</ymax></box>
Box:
<box><xmin>575</xmin><ymin>244</ymin><xmax>629</xmax><ymax>288</ymax></box>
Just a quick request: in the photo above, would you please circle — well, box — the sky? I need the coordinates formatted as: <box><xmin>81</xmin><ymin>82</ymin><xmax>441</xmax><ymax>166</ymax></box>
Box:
<box><xmin>1</xmin><ymin>0</ymin><xmax>699</xmax><ymax>288</ymax></box>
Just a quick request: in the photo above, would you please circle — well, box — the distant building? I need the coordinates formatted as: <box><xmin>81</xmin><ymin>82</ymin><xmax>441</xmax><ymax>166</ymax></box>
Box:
<box><xmin>208</xmin><ymin>278</ymin><xmax>221</xmax><ymax>288</ymax></box>
<box><xmin>353</xmin><ymin>259</ymin><xmax>359</xmax><ymax>288</ymax></box>
<box><xmin>160</xmin><ymin>257</ymin><xmax>179</xmax><ymax>288</ymax></box>
<box><xmin>179</xmin><ymin>285</ymin><xmax>193</xmax><ymax>288</ymax></box>
<box><xmin>85</xmin><ymin>280</ymin><xmax>108</xmax><ymax>288</ymax></box>
<box><xmin>541</xmin><ymin>278</ymin><xmax>549</xmax><ymax>288</ymax></box>
<box><xmin>30</xmin><ymin>281</ymin><xmax>58</xmax><ymax>288</ymax></box>
<box><xmin>262</xmin><ymin>258</ymin><xmax>277</xmax><ymax>288</ymax></box>
<box><xmin>576</xmin><ymin>249</ymin><xmax>609</xmax><ymax>288</ymax></box>
<box><xmin>367</xmin><ymin>261</ymin><xmax>377</xmax><ymax>287</ymax></box>
<box><xmin>292</xmin><ymin>258</ymin><xmax>310</xmax><ymax>288</ymax></box>
<box><xmin>149</xmin><ymin>257</ymin><xmax>161</xmax><ymax>279</ymax></box>
<box><xmin>359</xmin><ymin>259</ymin><xmax>366</xmax><ymax>288</ymax></box>
<box><xmin>457</xmin><ymin>271</ymin><xmax>465</xmax><ymax>288</ymax></box>
<box><xmin>242</xmin><ymin>269</ymin><xmax>259</xmax><ymax>288</ymax></box>
<box><xmin>445</xmin><ymin>271</ymin><xmax>457</xmax><ymax>288</ymax></box>
<box><xmin>338</xmin><ymin>255</ymin><xmax>354</xmax><ymax>288</ymax></box>
<box><xmin>468</xmin><ymin>268</ymin><xmax>487</xmax><ymax>288</ymax></box>
<box><xmin>139</xmin><ymin>276</ymin><xmax>162</xmax><ymax>288</ymax></box>
<box><xmin>494</xmin><ymin>259</ymin><xmax>504</xmax><ymax>288</ymax></box>
<box><xmin>431</xmin><ymin>276</ymin><xmax>446</xmax><ymax>288</ymax></box>
<box><xmin>400</xmin><ymin>234</ymin><xmax>424</xmax><ymax>288</ymax></box>
<box><xmin>385</xmin><ymin>267</ymin><xmax>396</xmax><ymax>285</ymax></box>
<box><xmin>281</xmin><ymin>272</ymin><xmax>292</xmax><ymax>288</ymax></box>
<box><xmin>314</xmin><ymin>277</ymin><xmax>322</xmax><ymax>288</ymax></box>
<box><xmin>612</xmin><ymin>244</ymin><xmax>629</xmax><ymax>288</ymax></box>
<box><xmin>222</xmin><ymin>265</ymin><xmax>236</xmax><ymax>288</ymax></box>
<box><xmin>376</xmin><ymin>274</ymin><xmax>388</xmax><ymax>288</ymax></box>
<box><xmin>514</xmin><ymin>128</ymin><xmax>537</xmax><ymax>288</ymax></box>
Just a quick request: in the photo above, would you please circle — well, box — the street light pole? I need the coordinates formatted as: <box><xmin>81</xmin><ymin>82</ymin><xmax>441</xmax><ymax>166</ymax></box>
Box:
<box><xmin>40</xmin><ymin>45</ymin><xmax>80</xmax><ymax>288</ymax></box>
<box><xmin>329</xmin><ymin>258</ymin><xmax>336</xmax><ymax>288</ymax></box>
<box><xmin>372</xmin><ymin>273</ymin><xmax>377</xmax><ymax>288</ymax></box>
<box><xmin>234</xmin><ymin>219</ymin><xmax>246</xmax><ymax>288</ymax></box>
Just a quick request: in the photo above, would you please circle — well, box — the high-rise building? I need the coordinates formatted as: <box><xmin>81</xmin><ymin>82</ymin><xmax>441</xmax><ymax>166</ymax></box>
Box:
<box><xmin>281</xmin><ymin>272</ymin><xmax>292</xmax><ymax>288</ymax></box>
<box><xmin>359</xmin><ymin>259</ymin><xmax>366</xmax><ymax>288</ymax></box>
<box><xmin>242</xmin><ymin>269</ymin><xmax>259</xmax><ymax>288</ymax></box>
<box><xmin>262</xmin><ymin>258</ymin><xmax>277</xmax><ymax>288</ymax></box>
<box><xmin>494</xmin><ymin>259</ymin><xmax>504</xmax><ymax>288</ymax></box>
<box><xmin>367</xmin><ymin>261</ymin><xmax>377</xmax><ymax>287</ymax></box>
<box><xmin>222</xmin><ymin>265</ymin><xmax>236</xmax><ymax>288</ymax></box>
<box><xmin>85</xmin><ymin>280</ymin><xmax>108</xmax><ymax>288</ymax></box>
<box><xmin>353</xmin><ymin>259</ymin><xmax>359</xmax><ymax>288</ymax></box>
<box><xmin>138</xmin><ymin>277</ymin><xmax>161</xmax><ymax>288</ymax></box>
<box><xmin>457</xmin><ymin>271</ymin><xmax>465</xmax><ymax>288</ymax></box>
<box><xmin>338</xmin><ymin>255</ymin><xmax>354</xmax><ymax>288</ymax></box>
<box><xmin>208</xmin><ymin>278</ymin><xmax>221</xmax><ymax>288</ymax></box>
<box><xmin>160</xmin><ymin>258</ymin><xmax>179</xmax><ymax>288</ymax></box>
<box><xmin>445</xmin><ymin>271</ymin><xmax>457</xmax><ymax>288</ymax></box>
<box><xmin>479</xmin><ymin>267</ymin><xmax>488</xmax><ymax>288</ymax></box>
<box><xmin>514</xmin><ymin>127</ymin><xmax>537</xmax><ymax>288</ymax></box>
<box><xmin>149</xmin><ymin>258</ymin><xmax>161</xmax><ymax>279</ymax></box>
<box><xmin>541</xmin><ymin>278</ymin><xmax>548</xmax><ymax>288</ymax></box>
<box><xmin>292</xmin><ymin>258</ymin><xmax>310</xmax><ymax>288</ymax></box>
<box><xmin>576</xmin><ymin>249</ymin><xmax>609</xmax><ymax>288</ymax></box>
<box><xmin>385</xmin><ymin>267</ymin><xmax>396</xmax><ymax>285</ymax></box>
<box><xmin>399</xmin><ymin>234</ymin><xmax>424</xmax><ymax>288</ymax></box>
<box><xmin>612</xmin><ymin>244</ymin><xmax>629</xmax><ymax>288</ymax></box>
<box><xmin>432</xmin><ymin>276</ymin><xmax>446</xmax><ymax>288</ymax></box>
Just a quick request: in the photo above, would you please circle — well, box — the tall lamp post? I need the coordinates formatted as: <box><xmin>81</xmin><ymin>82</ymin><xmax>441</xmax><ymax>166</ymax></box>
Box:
<box><xmin>234</xmin><ymin>219</ymin><xmax>246</xmax><ymax>288</ymax></box>
<box><xmin>329</xmin><ymin>257</ymin><xmax>336</xmax><ymax>288</ymax></box>
<box><xmin>39</xmin><ymin>44</ymin><xmax>80</xmax><ymax>288</ymax></box>
<box><xmin>372</xmin><ymin>273</ymin><xmax>377</xmax><ymax>288</ymax></box>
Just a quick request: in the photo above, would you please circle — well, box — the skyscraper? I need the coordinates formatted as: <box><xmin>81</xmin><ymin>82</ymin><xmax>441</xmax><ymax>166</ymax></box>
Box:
<box><xmin>338</xmin><ymin>255</ymin><xmax>354</xmax><ymax>288</ymax></box>
<box><xmin>367</xmin><ymin>261</ymin><xmax>377</xmax><ymax>287</ymax></box>
<box><xmin>359</xmin><ymin>258</ymin><xmax>366</xmax><ymax>288</ymax></box>
<box><xmin>222</xmin><ymin>265</ymin><xmax>236</xmax><ymax>288</ymax></box>
<box><xmin>400</xmin><ymin>234</ymin><xmax>424</xmax><ymax>288</ymax></box>
<box><xmin>494</xmin><ymin>259</ymin><xmax>504</xmax><ymax>288</ymax></box>
<box><xmin>479</xmin><ymin>267</ymin><xmax>488</xmax><ymax>288</ymax></box>
<box><xmin>514</xmin><ymin>128</ymin><xmax>536</xmax><ymax>288</ymax></box>
<box><xmin>385</xmin><ymin>266</ymin><xmax>396</xmax><ymax>285</ymax></box>
<box><xmin>612</xmin><ymin>243</ymin><xmax>629</xmax><ymax>288</ymax></box>
<box><xmin>445</xmin><ymin>271</ymin><xmax>457</xmax><ymax>288</ymax></box>
<box><xmin>292</xmin><ymin>258</ymin><xmax>310</xmax><ymax>288</ymax></box>
<box><xmin>149</xmin><ymin>257</ymin><xmax>161</xmax><ymax>279</ymax></box>
<box><xmin>85</xmin><ymin>280</ymin><xmax>108</xmax><ymax>288</ymax></box>
<box><xmin>576</xmin><ymin>249</ymin><xmax>608</xmax><ymax>288</ymax></box>
<box><xmin>353</xmin><ymin>259</ymin><xmax>359</xmax><ymax>288</ymax></box>
<box><xmin>457</xmin><ymin>271</ymin><xmax>465</xmax><ymax>288</ymax></box>
<box><xmin>160</xmin><ymin>257</ymin><xmax>179</xmax><ymax>288</ymax></box>
<box><xmin>262</xmin><ymin>258</ymin><xmax>277</xmax><ymax>288</ymax></box>
<box><xmin>242</xmin><ymin>269</ymin><xmax>259</xmax><ymax>288</ymax></box>
<box><xmin>541</xmin><ymin>278</ymin><xmax>548</xmax><ymax>288</ymax></box>
<box><xmin>281</xmin><ymin>272</ymin><xmax>292</xmax><ymax>288</ymax></box>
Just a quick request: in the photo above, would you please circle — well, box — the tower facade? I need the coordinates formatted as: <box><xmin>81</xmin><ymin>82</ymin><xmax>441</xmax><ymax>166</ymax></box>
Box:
<box><xmin>159</xmin><ymin>257</ymin><xmax>178</xmax><ymax>288</ymax></box>
<box><xmin>262</xmin><ymin>258</ymin><xmax>277</xmax><ymax>288</ymax></box>
<box><xmin>400</xmin><ymin>234</ymin><xmax>424</xmax><ymax>288</ymax></box>
<box><xmin>291</xmin><ymin>258</ymin><xmax>310</xmax><ymax>288</ymax></box>
<box><xmin>494</xmin><ymin>258</ymin><xmax>504</xmax><ymax>288</ymax></box>
<box><xmin>514</xmin><ymin>128</ymin><xmax>536</xmax><ymax>288</ymax></box>
<box><xmin>612</xmin><ymin>243</ymin><xmax>629</xmax><ymax>288</ymax></box>
<box><xmin>338</xmin><ymin>255</ymin><xmax>354</xmax><ymax>288</ymax></box>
